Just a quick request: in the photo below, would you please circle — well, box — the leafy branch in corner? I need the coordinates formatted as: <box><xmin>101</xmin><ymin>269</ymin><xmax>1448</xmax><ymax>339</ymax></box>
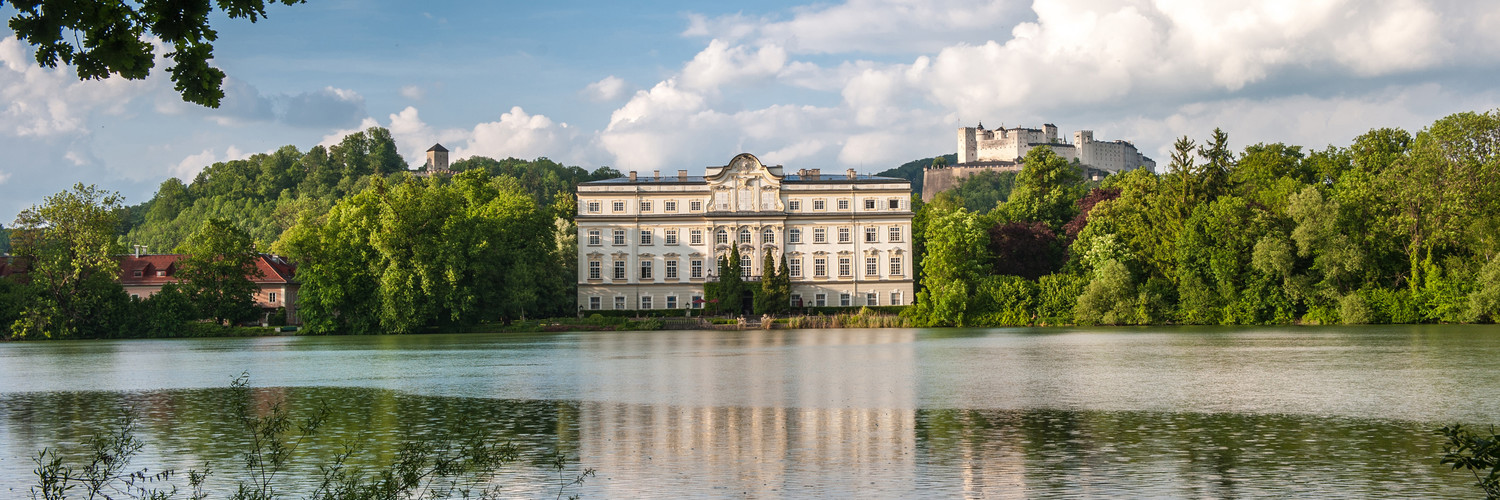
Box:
<box><xmin>1438</xmin><ymin>424</ymin><xmax>1500</xmax><ymax>499</ymax></box>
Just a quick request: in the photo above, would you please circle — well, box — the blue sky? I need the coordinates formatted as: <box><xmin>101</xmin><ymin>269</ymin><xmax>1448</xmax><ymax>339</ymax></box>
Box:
<box><xmin>3</xmin><ymin>0</ymin><xmax>1500</xmax><ymax>217</ymax></box>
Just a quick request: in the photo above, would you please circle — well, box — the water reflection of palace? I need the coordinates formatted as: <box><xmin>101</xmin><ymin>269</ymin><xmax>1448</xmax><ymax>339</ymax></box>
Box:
<box><xmin>575</xmin><ymin>329</ymin><xmax>926</xmax><ymax>497</ymax></box>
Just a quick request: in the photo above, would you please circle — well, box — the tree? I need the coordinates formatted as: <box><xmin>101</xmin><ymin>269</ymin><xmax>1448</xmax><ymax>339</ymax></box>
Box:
<box><xmin>8</xmin><ymin>184</ymin><xmax>129</xmax><ymax>338</ymax></box>
<box><xmin>911</xmin><ymin>208</ymin><xmax>988</xmax><ymax>326</ymax></box>
<box><xmin>5</xmin><ymin>0</ymin><xmax>306</xmax><ymax>107</ymax></box>
<box><xmin>1002</xmin><ymin>146</ymin><xmax>1084</xmax><ymax>229</ymax></box>
<box><xmin>176</xmin><ymin>218</ymin><xmax>263</xmax><ymax>325</ymax></box>
<box><xmin>986</xmin><ymin>221</ymin><xmax>1063</xmax><ymax>279</ymax></box>
<box><xmin>1196</xmin><ymin>128</ymin><xmax>1234</xmax><ymax>201</ymax></box>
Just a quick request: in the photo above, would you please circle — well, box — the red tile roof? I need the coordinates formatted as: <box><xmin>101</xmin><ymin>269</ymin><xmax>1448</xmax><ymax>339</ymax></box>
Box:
<box><xmin>116</xmin><ymin>254</ymin><xmax>296</xmax><ymax>285</ymax></box>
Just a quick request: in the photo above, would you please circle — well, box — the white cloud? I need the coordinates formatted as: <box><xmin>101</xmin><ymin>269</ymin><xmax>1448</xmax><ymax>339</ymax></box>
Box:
<box><xmin>684</xmin><ymin>0</ymin><xmax>1031</xmax><ymax>55</ymax></box>
<box><xmin>169</xmin><ymin>146</ymin><xmax>250</xmax><ymax>182</ymax></box>
<box><xmin>680</xmin><ymin>40</ymin><xmax>787</xmax><ymax>90</ymax></box>
<box><xmin>582</xmin><ymin>76</ymin><xmax>628</xmax><ymax>102</ymax></box>
<box><xmin>454</xmin><ymin>106</ymin><xmax>573</xmax><ymax>162</ymax></box>
<box><xmin>400</xmin><ymin>85</ymin><xmax>425</xmax><ymax>100</ymax></box>
<box><xmin>0</xmin><ymin>36</ymin><xmax>156</xmax><ymax>137</ymax></box>
<box><xmin>0</xmin><ymin>170</ymin><xmax>10</xmax><ymax>185</ymax></box>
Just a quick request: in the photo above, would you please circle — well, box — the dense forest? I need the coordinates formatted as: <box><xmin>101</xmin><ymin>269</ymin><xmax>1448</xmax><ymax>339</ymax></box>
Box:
<box><xmin>908</xmin><ymin>110</ymin><xmax>1500</xmax><ymax>326</ymax></box>
<box><xmin>1</xmin><ymin>127</ymin><xmax>619</xmax><ymax>339</ymax></box>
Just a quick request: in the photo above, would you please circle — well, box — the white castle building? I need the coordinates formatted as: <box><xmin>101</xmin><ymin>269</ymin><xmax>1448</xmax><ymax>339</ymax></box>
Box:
<box><xmin>575</xmin><ymin>153</ymin><xmax>914</xmax><ymax>312</ymax></box>
<box><xmin>957</xmin><ymin>122</ymin><xmax>1155</xmax><ymax>172</ymax></box>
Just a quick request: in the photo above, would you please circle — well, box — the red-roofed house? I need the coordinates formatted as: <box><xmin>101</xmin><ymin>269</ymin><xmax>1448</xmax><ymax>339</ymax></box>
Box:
<box><xmin>117</xmin><ymin>253</ymin><xmax>300</xmax><ymax>325</ymax></box>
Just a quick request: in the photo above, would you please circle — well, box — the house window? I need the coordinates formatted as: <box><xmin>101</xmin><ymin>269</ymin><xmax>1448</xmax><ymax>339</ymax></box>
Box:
<box><xmin>612</xmin><ymin>201</ymin><xmax>625</xmax><ymax>212</ymax></box>
<box><xmin>587</xmin><ymin>202</ymin><xmax>601</xmax><ymax>213</ymax></box>
<box><xmin>133</xmin><ymin>270</ymin><xmax>143</xmax><ymax>277</ymax></box>
<box><xmin>589</xmin><ymin>261</ymin><xmax>601</xmax><ymax>280</ymax></box>
<box><xmin>690</xmin><ymin>229</ymin><xmax>703</xmax><ymax>245</ymax></box>
<box><xmin>762</xmin><ymin>228</ymin><xmax>775</xmax><ymax>244</ymax></box>
<box><xmin>789</xmin><ymin>200</ymin><xmax>801</xmax><ymax>211</ymax></box>
<box><xmin>613</xmin><ymin>230</ymin><xmax>626</xmax><ymax>245</ymax></box>
<box><xmin>837</xmin><ymin>199</ymin><xmax>850</xmax><ymax>210</ymax></box>
<box><xmin>814</xmin><ymin>258</ymin><xmax>827</xmax><ymax>277</ymax></box>
<box><xmin>614</xmin><ymin>296</ymin><xmax>626</xmax><ymax>310</ymax></box>
<box><xmin>890</xmin><ymin>291</ymin><xmax>902</xmax><ymax>306</ymax></box>
<box><xmin>587</xmin><ymin>230</ymin><xmax>601</xmax><ymax>246</ymax></box>
<box><xmin>790</xmin><ymin>294</ymin><xmax>802</xmax><ymax>307</ymax></box>
<box><xmin>838</xmin><ymin>257</ymin><xmax>851</xmax><ymax>277</ymax></box>
<box><xmin>864</xmin><ymin>198</ymin><xmax>876</xmax><ymax>210</ymax></box>
<box><xmin>840</xmin><ymin>293</ymin><xmax>851</xmax><ymax>306</ymax></box>
<box><xmin>813</xmin><ymin>228</ymin><xmax>827</xmax><ymax>244</ymax></box>
<box><xmin>666</xmin><ymin>229</ymin><xmax>678</xmax><ymax>245</ymax></box>
<box><xmin>864</xmin><ymin>227</ymin><xmax>877</xmax><ymax>243</ymax></box>
<box><xmin>740</xmin><ymin>256</ymin><xmax>752</xmax><ymax>277</ymax></box>
<box><xmin>838</xmin><ymin>228</ymin><xmax>850</xmax><ymax>243</ymax></box>
<box><xmin>889</xmin><ymin>199</ymin><xmax>901</xmax><ymax>210</ymax></box>
<box><xmin>692</xmin><ymin>295</ymin><xmax>704</xmax><ymax>309</ymax></box>
<box><xmin>866</xmin><ymin>257</ymin><xmax>878</xmax><ymax>276</ymax></box>
<box><xmin>666</xmin><ymin>296</ymin><xmax>678</xmax><ymax>309</ymax></box>
<box><xmin>691</xmin><ymin>259</ymin><xmax>703</xmax><ymax>278</ymax></box>
<box><xmin>590</xmin><ymin>296</ymin><xmax>601</xmax><ymax>310</ymax></box>
<box><xmin>867</xmin><ymin>292</ymin><xmax>877</xmax><ymax>306</ymax></box>
<box><xmin>641</xmin><ymin>296</ymin><xmax>653</xmax><ymax>309</ymax></box>
<box><xmin>640</xmin><ymin>261</ymin><xmax>653</xmax><ymax>279</ymax></box>
<box><xmin>813</xmin><ymin>199</ymin><xmax>825</xmax><ymax>210</ymax></box>
<box><xmin>640</xmin><ymin>230</ymin><xmax>653</xmax><ymax>245</ymax></box>
<box><xmin>888</xmin><ymin>226</ymin><xmax>901</xmax><ymax>242</ymax></box>
<box><xmin>790</xmin><ymin>258</ymin><xmax>802</xmax><ymax>277</ymax></box>
<box><xmin>890</xmin><ymin>256</ymin><xmax>902</xmax><ymax>276</ymax></box>
<box><xmin>739</xmin><ymin>228</ymin><xmax>752</xmax><ymax>244</ymax></box>
<box><xmin>269</xmin><ymin>292</ymin><xmax>278</xmax><ymax>303</ymax></box>
<box><xmin>156</xmin><ymin>270</ymin><xmax>165</xmax><ymax>277</ymax></box>
<box><xmin>789</xmin><ymin>228</ymin><xmax>801</xmax><ymax>244</ymax></box>
<box><xmin>665</xmin><ymin>201</ymin><xmax>677</xmax><ymax>212</ymax></box>
<box><xmin>690</xmin><ymin>200</ymin><xmax>703</xmax><ymax>211</ymax></box>
<box><xmin>716</xmin><ymin>229</ymin><xmax>728</xmax><ymax>244</ymax></box>
<box><xmin>815</xmin><ymin>293</ymin><xmax>827</xmax><ymax>307</ymax></box>
<box><xmin>614</xmin><ymin>261</ymin><xmax>626</xmax><ymax>280</ymax></box>
<box><xmin>666</xmin><ymin>260</ymin><xmax>678</xmax><ymax>279</ymax></box>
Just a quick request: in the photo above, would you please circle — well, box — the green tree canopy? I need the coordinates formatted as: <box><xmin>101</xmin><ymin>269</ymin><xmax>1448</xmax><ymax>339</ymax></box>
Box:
<box><xmin>175</xmin><ymin>218</ymin><xmax>263</xmax><ymax>325</ymax></box>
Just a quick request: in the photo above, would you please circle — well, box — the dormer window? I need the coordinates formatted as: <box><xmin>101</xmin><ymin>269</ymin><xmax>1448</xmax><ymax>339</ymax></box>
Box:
<box><xmin>133</xmin><ymin>270</ymin><xmax>143</xmax><ymax>278</ymax></box>
<box><xmin>156</xmin><ymin>270</ymin><xmax>165</xmax><ymax>277</ymax></box>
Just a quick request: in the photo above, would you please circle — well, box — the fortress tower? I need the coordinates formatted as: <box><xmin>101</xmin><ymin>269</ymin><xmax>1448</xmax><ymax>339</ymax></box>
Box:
<box><xmin>426</xmin><ymin>144</ymin><xmax>449</xmax><ymax>172</ymax></box>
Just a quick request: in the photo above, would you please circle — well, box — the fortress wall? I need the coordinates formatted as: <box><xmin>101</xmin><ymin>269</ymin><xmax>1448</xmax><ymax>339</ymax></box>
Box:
<box><xmin>921</xmin><ymin>163</ymin><xmax>1024</xmax><ymax>202</ymax></box>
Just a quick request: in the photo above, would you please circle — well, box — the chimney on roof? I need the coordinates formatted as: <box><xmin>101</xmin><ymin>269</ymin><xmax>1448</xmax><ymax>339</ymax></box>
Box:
<box><xmin>678</xmin><ymin>169</ymin><xmax>687</xmax><ymax>181</ymax></box>
<box><xmin>847</xmin><ymin>168</ymin><xmax>856</xmax><ymax>179</ymax></box>
<box><xmin>628</xmin><ymin>171</ymin><xmax>637</xmax><ymax>181</ymax></box>
<box><xmin>653</xmin><ymin>170</ymin><xmax>660</xmax><ymax>180</ymax></box>
<box><xmin>132</xmin><ymin>244</ymin><xmax>147</xmax><ymax>258</ymax></box>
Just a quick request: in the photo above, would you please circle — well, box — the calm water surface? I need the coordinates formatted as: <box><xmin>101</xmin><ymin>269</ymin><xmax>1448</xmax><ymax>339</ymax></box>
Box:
<box><xmin>1</xmin><ymin>325</ymin><xmax>1496</xmax><ymax>498</ymax></box>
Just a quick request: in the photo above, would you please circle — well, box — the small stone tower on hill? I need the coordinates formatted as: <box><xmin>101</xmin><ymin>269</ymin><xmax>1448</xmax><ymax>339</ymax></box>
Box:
<box><xmin>426</xmin><ymin>143</ymin><xmax>449</xmax><ymax>172</ymax></box>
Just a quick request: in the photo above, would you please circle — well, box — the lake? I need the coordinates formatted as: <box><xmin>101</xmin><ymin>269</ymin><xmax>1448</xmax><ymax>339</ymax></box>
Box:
<box><xmin>1</xmin><ymin>325</ymin><xmax>1496</xmax><ymax>498</ymax></box>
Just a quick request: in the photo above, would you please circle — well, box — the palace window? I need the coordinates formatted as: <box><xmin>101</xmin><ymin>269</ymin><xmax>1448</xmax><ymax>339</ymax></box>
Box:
<box><xmin>641</xmin><ymin>296</ymin><xmax>653</xmax><ymax>309</ymax></box>
<box><xmin>612</xmin><ymin>201</ymin><xmax>625</xmax><ymax>212</ymax></box>
<box><xmin>613</xmin><ymin>229</ymin><xmax>626</xmax><ymax>245</ymax></box>
<box><xmin>739</xmin><ymin>228</ymin><xmax>752</xmax><ymax>244</ymax></box>
<box><xmin>814</xmin><ymin>258</ymin><xmax>827</xmax><ymax>277</ymax></box>
<box><xmin>690</xmin><ymin>200</ymin><xmax>703</xmax><ymax>211</ymax></box>
<box><xmin>814</xmin><ymin>228</ymin><xmax>827</xmax><ymax>244</ymax></box>
<box><xmin>640</xmin><ymin>200</ymin><xmax>652</xmax><ymax>212</ymax></box>
<box><xmin>666</xmin><ymin>260</ymin><xmax>678</xmax><ymax>279</ymax></box>
<box><xmin>665</xmin><ymin>229</ymin><xmax>678</xmax><ymax>245</ymax></box>
<box><xmin>590</xmin><ymin>296</ymin><xmax>601</xmax><ymax>310</ymax></box>
<box><xmin>613</xmin><ymin>261</ymin><xmax>626</xmax><ymax>280</ymax></box>
<box><xmin>666</xmin><ymin>296</ymin><xmax>678</xmax><ymax>309</ymax></box>
<box><xmin>762</xmin><ymin>228</ymin><xmax>775</xmax><ymax>244</ymax></box>
<box><xmin>589</xmin><ymin>261</ymin><xmax>601</xmax><ymax>280</ymax></box>
<box><xmin>840</xmin><ymin>293</ymin><xmax>851</xmax><ymax>307</ymax></box>
<box><xmin>837</xmin><ymin>199</ymin><xmax>850</xmax><ymax>210</ymax></box>
<box><xmin>890</xmin><ymin>256</ymin><xmax>902</xmax><ymax>275</ymax></box>
<box><xmin>741</xmin><ymin>256</ymin><xmax>752</xmax><ymax>277</ymax></box>
<box><xmin>690</xmin><ymin>229</ymin><xmax>704</xmax><ymax>245</ymax></box>
<box><xmin>866</xmin><ymin>256</ymin><xmax>878</xmax><ymax>276</ymax></box>
<box><xmin>889</xmin><ymin>198</ymin><xmax>901</xmax><ymax>210</ymax></box>
<box><xmin>890</xmin><ymin>291</ymin><xmax>902</xmax><ymax>306</ymax></box>
<box><xmin>790</xmin><ymin>258</ymin><xmax>802</xmax><ymax>277</ymax></box>
<box><xmin>789</xmin><ymin>228</ymin><xmax>801</xmax><ymax>244</ymax></box>
<box><xmin>692</xmin><ymin>295</ymin><xmax>704</xmax><ymax>309</ymax></box>
<box><xmin>640</xmin><ymin>261</ymin><xmax>653</xmax><ymax>279</ymax></box>
<box><xmin>665</xmin><ymin>201</ymin><xmax>677</xmax><ymax>212</ymax></box>
<box><xmin>864</xmin><ymin>198</ymin><xmax>876</xmax><ymax>210</ymax></box>
<box><xmin>838</xmin><ymin>228</ymin><xmax>850</xmax><ymax>243</ymax></box>
<box><xmin>587</xmin><ymin>202</ymin><xmax>600</xmax><ymax>213</ymax></box>
<box><xmin>587</xmin><ymin>229</ymin><xmax>601</xmax><ymax>246</ymax></box>
<box><xmin>813</xmin><ymin>199</ymin><xmax>826</xmax><ymax>210</ymax></box>
<box><xmin>614</xmin><ymin>296</ymin><xmax>625</xmax><ymax>310</ymax></box>
<box><xmin>716</xmin><ymin>228</ymin><xmax>729</xmax><ymax>245</ymax></box>
<box><xmin>838</xmin><ymin>257</ymin><xmax>851</xmax><ymax>277</ymax></box>
<box><xmin>790</xmin><ymin>294</ymin><xmax>802</xmax><ymax>307</ymax></box>
<box><xmin>789</xmin><ymin>200</ymin><xmax>801</xmax><ymax>211</ymax></box>
<box><xmin>889</xmin><ymin>226</ymin><xmax>901</xmax><ymax>242</ymax></box>
<box><xmin>867</xmin><ymin>292</ymin><xmax>877</xmax><ymax>306</ymax></box>
<box><xmin>691</xmin><ymin>259</ymin><xmax>703</xmax><ymax>278</ymax></box>
<box><xmin>864</xmin><ymin>227</ymin><xmax>877</xmax><ymax>243</ymax></box>
<box><xmin>815</xmin><ymin>293</ymin><xmax>827</xmax><ymax>307</ymax></box>
<box><xmin>640</xmin><ymin>230</ymin><xmax>653</xmax><ymax>245</ymax></box>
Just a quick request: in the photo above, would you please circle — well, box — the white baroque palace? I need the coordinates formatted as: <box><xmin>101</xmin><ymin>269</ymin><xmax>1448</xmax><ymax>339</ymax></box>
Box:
<box><xmin>576</xmin><ymin>153</ymin><xmax>914</xmax><ymax>312</ymax></box>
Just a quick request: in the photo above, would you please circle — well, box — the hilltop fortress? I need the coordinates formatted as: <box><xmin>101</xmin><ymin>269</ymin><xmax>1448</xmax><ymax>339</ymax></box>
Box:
<box><xmin>923</xmin><ymin>122</ymin><xmax>1156</xmax><ymax>201</ymax></box>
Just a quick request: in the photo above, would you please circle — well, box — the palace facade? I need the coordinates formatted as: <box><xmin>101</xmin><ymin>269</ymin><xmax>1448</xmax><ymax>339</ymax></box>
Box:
<box><xmin>576</xmin><ymin>153</ymin><xmax>914</xmax><ymax>312</ymax></box>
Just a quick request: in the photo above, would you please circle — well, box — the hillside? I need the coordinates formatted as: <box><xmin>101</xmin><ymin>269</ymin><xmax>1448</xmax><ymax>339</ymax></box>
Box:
<box><xmin>875</xmin><ymin>153</ymin><xmax>955</xmax><ymax>195</ymax></box>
